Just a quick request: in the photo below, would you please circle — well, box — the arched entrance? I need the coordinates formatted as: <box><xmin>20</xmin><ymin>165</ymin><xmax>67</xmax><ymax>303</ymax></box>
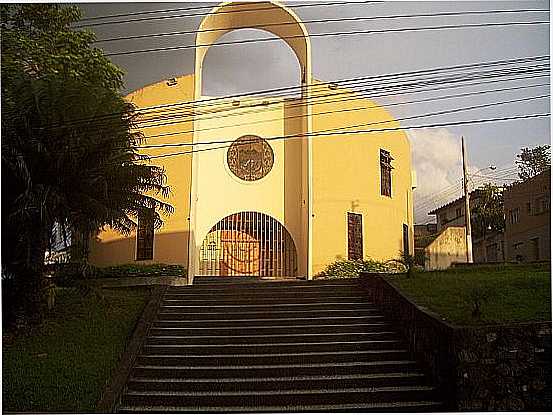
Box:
<box><xmin>199</xmin><ymin>212</ymin><xmax>297</xmax><ymax>278</ymax></box>
<box><xmin>188</xmin><ymin>1</ymin><xmax>313</xmax><ymax>284</ymax></box>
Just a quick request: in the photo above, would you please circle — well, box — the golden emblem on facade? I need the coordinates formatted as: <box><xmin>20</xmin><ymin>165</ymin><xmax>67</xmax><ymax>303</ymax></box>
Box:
<box><xmin>227</xmin><ymin>135</ymin><xmax>274</xmax><ymax>181</ymax></box>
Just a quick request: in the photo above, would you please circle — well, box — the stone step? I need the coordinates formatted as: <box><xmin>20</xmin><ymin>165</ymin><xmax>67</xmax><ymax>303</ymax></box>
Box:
<box><xmin>121</xmin><ymin>385</ymin><xmax>438</xmax><ymax>408</ymax></box>
<box><xmin>162</xmin><ymin>294</ymin><xmax>368</xmax><ymax>304</ymax></box>
<box><xmin>156</xmin><ymin>307</ymin><xmax>381</xmax><ymax>320</ymax></box>
<box><xmin>118</xmin><ymin>400</ymin><xmax>443</xmax><ymax>413</ymax></box>
<box><xmin>159</xmin><ymin>302</ymin><xmax>374</xmax><ymax>314</ymax></box>
<box><xmin>190</xmin><ymin>278</ymin><xmax>358</xmax><ymax>286</ymax></box>
<box><xmin>126</xmin><ymin>372</ymin><xmax>427</xmax><ymax>392</ymax></box>
<box><xmin>152</xmin><ymin>314</ymin><xmax>387</xmax><ymax>328</ymax></box>
<box><xmin>148</xmin><ymin>322</ymin><xmax>392</xmax><ymax>336</ymax></box>
<box><xmin>165</xmin><ymin>286</ymin><xmax>364</xmax><ymax>296</ymax></box>
<box><xmin>115</xmin><ymin>278</ymin><xmax>439</xmax><ymax>413</ymax></box>
<box><xmin>136</xmin><ymin>349</ymin><xmax>410</xmax><ymax>366</ymax></box>
<box><xmin>141</xmin><ymin>339</ymin><xmax>404</xmax><ymax>355</ymax></box>
<box><xmin>130</xmin><ymin>360</ymin><xmax>421</xmax><ymax>379</ymax></box>
<box><xmin>145</xmin><ymin>331</ymin><xmax>399</xmax><ymax>346</ymax></box>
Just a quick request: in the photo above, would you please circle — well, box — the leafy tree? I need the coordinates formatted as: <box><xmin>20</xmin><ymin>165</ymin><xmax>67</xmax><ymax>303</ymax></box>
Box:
<box><xmin>1</xmin><ymin>4</ymin><xmax>173</xmax><ymax>323</ymax></box>
<box><xmin>470</xmin><ymin>184</ymin><xmax>505</xmax><ymax>239</ymax></box>
<box><xmin>515</xmin><ymin>145</ymin><xmax>551</xmax><ymax>181</ymax></box>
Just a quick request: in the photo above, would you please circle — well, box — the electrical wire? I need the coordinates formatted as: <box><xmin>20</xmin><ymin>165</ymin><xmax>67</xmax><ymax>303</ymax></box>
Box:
<box><xmin>38</xmin><ymin>55</ymin><xmax>549</xmax><ymax>129</ymax></box>
<box><xmin>137</xmin><ymin>82</ymin><xmax>550</xmax><ymax>141</ymax></box>
<box><xmin>137</xmin><ymin>93</ymin><xmax>550</xmax><ymax>150</ymax></box>
<box><xmin>103</xmin><ymin>20</ymin><xmax>550</xmax><ymax>57</ymax></box>
<box><xmin>93</xmin><ymin>9</ymin><xmax>550</xmax><ymax>43</ymax></box>
<box><xmin>135</xmin><ymin>68</ymin><xmax>550</xmax><ymax>130</ymax></box>
<box><xmin>75</xmin><ymin>1</ymin><xmax>379</xmax><ymax>28</ymax></box>
<box><xmin>146</xmin><ymin>113</ymin><xmax>550</xmax><ymax>160</ymax></box>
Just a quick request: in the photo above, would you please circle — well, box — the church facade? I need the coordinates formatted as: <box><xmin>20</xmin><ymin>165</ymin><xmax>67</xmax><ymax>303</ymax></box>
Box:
<box><xmin>89</xmin><ymin>1</ymin><xmax>416</xmax><ymax>283</ymax></box>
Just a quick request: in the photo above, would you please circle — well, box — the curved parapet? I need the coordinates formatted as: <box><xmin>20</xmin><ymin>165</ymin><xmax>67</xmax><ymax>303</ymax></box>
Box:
<box><xmin>194</xmin><ymin>1</ymin><xmax>311</xmax><ymax>99</ymax></box>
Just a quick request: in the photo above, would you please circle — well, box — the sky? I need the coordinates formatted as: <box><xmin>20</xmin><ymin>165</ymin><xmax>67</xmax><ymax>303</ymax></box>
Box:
<box><xmin>78</xmin><ymin>1</ymin><xmax>551</xmax><ymax>223</ymax></box>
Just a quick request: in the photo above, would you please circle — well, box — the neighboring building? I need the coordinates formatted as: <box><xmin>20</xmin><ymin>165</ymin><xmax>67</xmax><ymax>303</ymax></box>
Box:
<box><xmin>88</xmin><ymin>1</ymin><xmax>415</xmax><ymax>283</ymax></box>
<box><xmin>414</xmin><ymin>223</ymin><xmax>438</xmax><ymax>266</ymax></box>
<box><xmin>472</xmin><ymin>231</ymin><xmax>505</xmax><ymax>263</ymax></box>
<box><xmin>504</xmin><ymin>169</ymin><xmax>551</xmax><ymax>262</ymax></box>
<box><xmin>414</xmin><ymin>223</ymin><xmax>438</xmax><ymax>239</ymax></box>
<box><xmin>428</xmin><ymin>189</ymin><xmax>484</xmax><ymax>232</ymax></box>
<box><xmin>424</xmin><ymin>226</ymin><xmax>467</xmax><ymax>270</ymax></box>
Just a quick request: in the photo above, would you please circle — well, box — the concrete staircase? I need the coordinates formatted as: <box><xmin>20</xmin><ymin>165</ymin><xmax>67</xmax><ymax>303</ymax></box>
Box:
<box><xmin>118</xmin><ymin>277</ymin><xmax>443</xmax><ymax>412</ymax></box>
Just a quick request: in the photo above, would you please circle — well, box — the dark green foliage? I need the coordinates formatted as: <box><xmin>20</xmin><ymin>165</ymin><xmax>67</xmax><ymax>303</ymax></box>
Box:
<box><xmin>463</xmin><ymin>286</ymin><xmax>493</xmax><ymax>319</ymax></box>
<box><xmin>1</xmin><ymin>4</ymin><xmax>173</xmax><ymax>322</ymax></box>
<box><xmin>2</xmin><ymin>287</ymin><xmax>149</xmax><ymax>412</ymax></box>
<box><xmin>315</xmin><ymin>258</ymin><xmax>406</xmax><ymax>279</ymax></box>
<box><xmin>97</xmin><ymin>263</ymin><xmax>186</xmax><ymax>278</ymax></box>
<box><xmin>470</xmin><ymin>184</ymin><xmax>505</xmax><ymax>239</ymax></box>
<box><xmin>387</xmin><ymin>250</ymin><xmax>417</xmax><ymax>278</ymax></box>
<box><xmin>515</xmin><ymin>145</ymin><xmax>551</xmax><ymax>181</ymax></box>
<box><xmin>387</xmin><ymin>264</ymin><xmax>551</xmax><ymax>325</ymax></box>
<box><xmin>52</xmin><ymin>263</ymin><xmax>186</xmax><ymax>283</ymax></box>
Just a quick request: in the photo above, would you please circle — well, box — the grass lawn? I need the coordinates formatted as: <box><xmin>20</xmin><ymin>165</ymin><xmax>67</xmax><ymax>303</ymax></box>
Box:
<box><xmin>2</xmin><ymin>287</ymin><xmax>149</xmax><ymax>412</ymax></box>
<box><xmin>386</xmin><ymin>263</ymin><xmax>551</xmax><ymax>325</ymax></box>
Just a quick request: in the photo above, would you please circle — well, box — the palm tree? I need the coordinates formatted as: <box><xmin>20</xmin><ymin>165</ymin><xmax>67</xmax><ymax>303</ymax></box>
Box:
<box><xmin>1</xmin><ymin>4</ymin><xmax>174</xmax><ymax>322</ymax></box>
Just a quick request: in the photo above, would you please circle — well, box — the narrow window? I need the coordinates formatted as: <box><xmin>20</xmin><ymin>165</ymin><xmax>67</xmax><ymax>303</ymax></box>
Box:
<box><xmin>136</xmin><ymin>208</ymin><xmax>155</xmax><ymax>260</ymax></box>
<box><xmin>513</xmin><ymin>207</ymin><xmax>520</xmax><ymax>224</ymax></box>
<box><xmin>380</xmin><ymin>149</ymin><xmax>393</xmax><ymax>197</ymax></box>
<box><xmin>347</xmin><ymin>212</ymin><xmax>363</xmax><ymax>260</ymax></box>
<box><xmin>402</xmin><ymin>224</ymin><xmax>410</xmax><ymax>256</ymax></box>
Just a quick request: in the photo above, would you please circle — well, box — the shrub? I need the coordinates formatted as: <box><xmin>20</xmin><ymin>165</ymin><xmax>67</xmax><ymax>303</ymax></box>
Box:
<box><xmin>463</xmin><ymin>286</ymin><xmax>493</xmax><ymax>320</ymax></box>
<box><xmin>315</xmin><ymin>258</ymin><xmax>406</xmax><ymax>279</ymax></box>
<box><xmin>52</xmin><ymin>262</ymin><xmax>186</xmax><ymax>283</ymax></box>
<box><xmin>96</xmin><ymin>263</ymin><xmax>186</xmax><ymax>278</ymax></box>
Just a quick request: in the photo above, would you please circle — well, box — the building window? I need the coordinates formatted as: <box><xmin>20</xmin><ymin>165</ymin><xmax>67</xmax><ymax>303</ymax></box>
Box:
<box><xmin>509</xmin><ymin>208</ymin><xmax>520</xmax><ymax>224</ymax></box>
<box><xmin>534</xmin><ymin>196</ymin><xmax>550</xmax><ymax>215</ymax></box>
<box><xmin>402</xmin><ymin>224</ymin><xmax>410</xmax><ymax>256</ymax></box>
<box><xmin>380</xmin><ymin>149</ymin><xmax>393</xmax><ymax>197</ymax></box>
<box><xmin>347</xmin><ymin>212</ymin><xmax>363</xmax><ymax>260</ymax></box>
<box><xmin>136</xmin><ymin>208</ymin><xmax>154</xmax><ymax>260</ymax></box>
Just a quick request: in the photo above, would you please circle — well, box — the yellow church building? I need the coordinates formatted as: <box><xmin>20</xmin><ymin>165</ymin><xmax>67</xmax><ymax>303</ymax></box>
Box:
<box><xmin>89</xmin><ymin>1</ymin><xmax>416</xmax><ymax>284</ymax></box>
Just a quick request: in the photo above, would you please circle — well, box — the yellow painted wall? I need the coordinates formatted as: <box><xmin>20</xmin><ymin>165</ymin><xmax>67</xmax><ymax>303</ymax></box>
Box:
<box><xmin>424</xmin><ymin>226</ymin><xmax>467</xmax><ymax>270</ymax></box>
<box><xmin>189</xmin><ymin>96</ymin><xmax>305</xmax><ymax>275</ymax></box>
<box><xmin>89</xmin><ymin>75</ymin><xmax>414</xmax><ymax>275</ymax></box>
<box><xmin>310</xmin><ymin>80</ymin><xmax>414</xmax><ymax>274</ymax></box>
<box><xmin>89</xmin><ymin>74</ymin><xmax>195</xmax><ymax>267</ymax></box>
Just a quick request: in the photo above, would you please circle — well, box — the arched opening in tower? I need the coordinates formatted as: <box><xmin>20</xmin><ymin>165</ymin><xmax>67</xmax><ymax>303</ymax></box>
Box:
<box><xmin>199</xmin><ymin>212</ymin><xmax>298</xmax><ymax>278</ymax></box>
<box><xmin>202</xmin><ymin>29</ymin><xmax>301</xmax><ymax>98</ymax></box>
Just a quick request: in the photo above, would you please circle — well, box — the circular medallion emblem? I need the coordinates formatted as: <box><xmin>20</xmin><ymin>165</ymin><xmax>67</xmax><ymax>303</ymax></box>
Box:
<box><xmin>227</xmin><ymin>135</ymin><xmax>274</xmax><ymax>181</ymax></box>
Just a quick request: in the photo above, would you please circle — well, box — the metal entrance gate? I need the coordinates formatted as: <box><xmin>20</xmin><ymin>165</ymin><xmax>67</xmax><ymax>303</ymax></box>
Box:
<box><xmin>199</xmin><ymin>212</ymin><xmax>297</xmax><ymax>278</ymax></box>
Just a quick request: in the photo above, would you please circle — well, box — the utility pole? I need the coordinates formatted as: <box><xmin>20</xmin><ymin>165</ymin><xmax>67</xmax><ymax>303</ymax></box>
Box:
<box><xmin>461</xmin><ymin>136</ymin><xmax>473</xmax><ymax>263</ymax></box>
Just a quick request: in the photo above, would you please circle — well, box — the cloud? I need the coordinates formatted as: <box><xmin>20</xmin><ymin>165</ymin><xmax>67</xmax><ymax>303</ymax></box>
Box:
<box><xmin>409</xmin><ymin>128</ymin><xmax>477</xmax><ymax>223</ymax></box>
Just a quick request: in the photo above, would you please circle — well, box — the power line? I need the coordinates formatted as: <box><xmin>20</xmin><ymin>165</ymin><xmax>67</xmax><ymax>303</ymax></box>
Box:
<box><xmin>76</xmin><ymin>1</ymin><xmax>378</xmax><ymax>28</ymax></box>
<box><xmin>146</xmin><ymin>113</ymin><xmax>550</xmax><ymax>160</ymax></box>
<box><xmin>94</xmin><ymin>9</ymin><xmax>549</xmax><ymax>43</ymax></box>
<box><xmin>136</xmin><ymin>68</ymin><xmax>550</xmax><ymax>131</ymax></box>
<box><xmin>137</xmin><ymin>92</ymin><xmax>550</xmax><ymax>149</ymax></box>
<box><xmin>415</xmin><ymin>165</ymin><xmax>521</xmax><ymax>214</ymax></box>
<box><xmin>39</xmin><ymin>55</ymin><xmax>548</xmax><ymax>130</ymax></box>
<box><xmin>104</xmin><ymin>21</ymin><xmax>550</xmax><ymax>57</ymax></box>
<box><xmin>415</xmin><ymin>166</ymin><xmax>517</xmax><ymax>211</ymax></box>
<box><xmin>138</xmin><ymin>82</ymin><xmax>550</xmax><ymax>140</ymax></box>
<box><xmin>137</xmin><ymin>55</ymin><xmax>549</xmax><ymax>113</ymax></box>
<box><xmin>55</xmin><ymin>62</ymin><xmax>550</xmax><ymax>135</ymax></box>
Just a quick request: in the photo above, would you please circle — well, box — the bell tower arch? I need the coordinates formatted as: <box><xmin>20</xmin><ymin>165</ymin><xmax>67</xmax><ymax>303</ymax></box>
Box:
<box><xmin>188</xmin><ymin>1</ymin><xmax>313</xmax><ymax>283</ymax></box>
